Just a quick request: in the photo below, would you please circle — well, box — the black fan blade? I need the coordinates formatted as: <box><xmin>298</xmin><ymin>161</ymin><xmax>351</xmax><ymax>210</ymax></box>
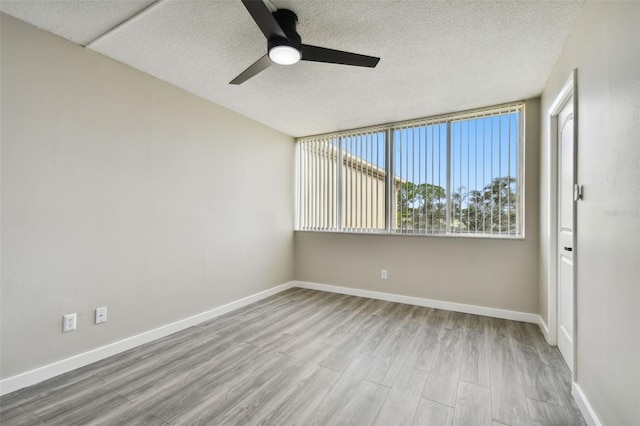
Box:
<box><xmin>241</xmin><ymin>0</ymin><xmax>287</xmax><ymax>40</ymax></box>
<box><xmin>301</xmin><ymin>44</ymin><xmax>380</xmax><ymax>68</ymax></box>
<box><xmin>230</xmin><ymin>54</ymin><xmax>271</xmax><ymax>85</ymax></box>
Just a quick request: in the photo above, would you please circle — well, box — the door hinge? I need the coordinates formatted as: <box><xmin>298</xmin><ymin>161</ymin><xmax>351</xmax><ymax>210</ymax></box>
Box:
<box><xmin>573</xmin><ymin>184</ymin><xmax>583</xmax><ymax>201</ymax></box>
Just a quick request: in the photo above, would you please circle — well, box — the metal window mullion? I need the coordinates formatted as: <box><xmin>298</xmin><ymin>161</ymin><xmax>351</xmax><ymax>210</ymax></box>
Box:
<box><xmin>375</xmin><ymin>132</ymin><xmax>379</xmax><ymax>230</ymax></box>
<box><xmin>295</xmin><ymin>142</ymin><xmax>301</xmax><ymax>229</ymax></box>
<box><xmin>467</xmin><ymin>118</ymin><xmax>470</xmax><ymax>235</ymax></box>
<box><xmin>316</xmin><ymin>139</ymin><xmax>321</xmax><ymax>230</ymax></box>
<box><xmin>419</xmin><ymin>126</ymin><xmax>424</xmax><ymax>234</ymax></box>
<box><xmin>400</xmin><ymin>127</ymin><xmax>405</xmax><ymax>233</ymax></box>
<box><xmin>307</xmin><ymin>140</ymin><xmax>312</xmax><ymax>230</ymax></box>
<box><xmin>517</xmin><ymin>108</ymin><xmax>522</xmax><ymax>236</ymax></box>
<box><xmin>430</xmin><ymin>125</ymin><xmax>435</xmax><ymax>234</ymax></box>
<box><xmin>310</xmin><ymin>140</ymin><xmax>315</xmax><ymax>229</ymax></box>
<box><xmin>385</xmin><ymin>128</ymin><xmax>393</xmax><ymax>233</ymax></box>
<box><xmin>437</xmin><ymin>124</ymin><xmax>442</xmax><ymax>233</ymax></box>
<box><xmin>368</xmin><ymin>132</ymin><xmax>372</xmax><ymax>230</ymax></box>
<box><xmin>458</xmin><ymin>122</ymin><xmax>462</xmax><ymax>234</ymax></box>
<box><xmin>345</xmin><ymin>137</ymin><xmax>350</xmax><ymax>231</ymax></box>
<box><xmin>346</xmin><ymin>138</ymin><xmax>350</xmax><ymax>231</ymax></box>
<box><xmin>320</xmin><ymin>140</ymin><xmax>324</xmax><ymax>230</ymax></box>
<box><xmin>364</xmin><ymin>133</ymin><xmax>369</xmax><ymax>230</ymax></box>
<box><xmin>508</xmin><ymin>114</ymin><xmax>512</xmax><ymax>235</ymax></box>
<box><xmin>308</xmin><ymin>140</ymin><xmax>313</xmax><ymax>229</ymax></box>
<box><xmin>296</xmin><ymin>142</ymin><xmax>305</xmax><ymax>229</ymax></box>
<box><xmin>324</xmin><ymin>139</ymin><xmax>329</xmax><ymax>229</ymax></box>
<box><xmin>333</xmin><ymin>139</ymin><xmax>337</xmax><ymax>230</ymax></box>
<box><xmin>317</xmin><ymin>140</ymin><xmax>321</xmax><ymax>230</ymax></box>
<box><xmin>359</xmin><ymin>132</ymin><xmax>364</xmax><ymax>231</ymax></box>
<box><xmin>445</xmin><ymin>121</ymin><xmax>452</xmax><ymax>234</ymax></box>
<box><xmin>349</xmin><ymin>137</ymin><xmax>355</xmax><ymax>231</ymax></box>
<box><xmin>469</xmin><ymin>114</ymin><xmax>478</xmax><ymax>234</ymax></box>
<box><xmin>411</xmin><ymin>126</ymin><xmax>416</xmax><ymax>234</ymax></box>
<box><xmin>337</xmin><ymin>137</ymin><xmax>343</xmax><ymax>230</ymax></box>
<box><xmin>490</xmin><ymin>117</ymin><xmax>494</xmax><ymax>235</ymax></box>
<box><xmin>404</xmin><ymin>126</ymin><xmax>408</xmax><ymax>233</ymax></box>
<box><xmin>498</xmin><ymin>115</ymin><xmax>502</xmax><ymax>235</ymax></box>
<box><xmin>303</xmin><ymin>141</ymin><xmax>308</xmax><ymax>229</ymax></box>
<box><xmin>482</xmin><ymin>118</ymin><xmax>486</xmax><ymax>234</ymax></box>
<box><xmin>323</xmin><ymin>139</ymin><xmax>329</xmax><ymax>229</ymax></box>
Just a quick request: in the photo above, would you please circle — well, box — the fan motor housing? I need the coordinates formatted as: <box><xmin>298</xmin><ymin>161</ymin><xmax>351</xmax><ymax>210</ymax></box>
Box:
<box><xmin>269</xmin><ymin>9</ymin><xmax>302</xmax><ymax>51</ymax></box>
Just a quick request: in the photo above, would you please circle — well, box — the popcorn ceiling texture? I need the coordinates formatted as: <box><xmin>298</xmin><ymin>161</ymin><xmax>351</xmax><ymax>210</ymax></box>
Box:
<box><xmin>0</xmin><ymin>0</ymin><xmax>584</xmax><ymax>137</ymax></box>
<box><xmin>0</xmin><ymin>0</ymin><xmax>155</xmax><ymax>45</ymax></box>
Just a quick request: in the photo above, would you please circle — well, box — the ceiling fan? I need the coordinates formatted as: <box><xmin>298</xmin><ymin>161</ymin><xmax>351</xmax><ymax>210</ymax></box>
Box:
<box><xmin>230</xmin><ymin>0</ymin><xmax>380</xmax><ymax>85</ymax></box>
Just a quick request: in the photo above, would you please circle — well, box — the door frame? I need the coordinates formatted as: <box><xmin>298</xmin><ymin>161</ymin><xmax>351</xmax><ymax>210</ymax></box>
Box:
<box><xmin>547</xmin><ymin>69</ymin><xmax>578</xmax><ymax>379</ymax></box>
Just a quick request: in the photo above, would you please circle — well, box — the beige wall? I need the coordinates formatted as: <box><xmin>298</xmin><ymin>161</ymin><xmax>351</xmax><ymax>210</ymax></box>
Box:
<box><xmin>296</xmin><ymin>98</ymin><xmax>540</xmax><ymax>314</ymax></box>
<box><xmin>539</xmin><ymin>2</ymin><xmax>639</xmax><ymax>424</ymax></box>
<box><xmin>0</xmin><ymin>14</ymin><xmax>295</xmax><ymax>379</ymax></box>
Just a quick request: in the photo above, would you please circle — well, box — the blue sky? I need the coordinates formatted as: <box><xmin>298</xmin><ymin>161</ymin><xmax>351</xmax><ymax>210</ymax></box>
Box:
<box><xmin>338</xmin><ymin>111</ymin><xmax>521</xmax><ymax>200</ymax></box>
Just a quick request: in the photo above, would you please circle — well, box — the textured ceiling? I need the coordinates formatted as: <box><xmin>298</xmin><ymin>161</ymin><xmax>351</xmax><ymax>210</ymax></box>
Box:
<box><xmin>0</xmin><ymin>0</ymin><xmax>584</xmax><ymax>137</ymax></box>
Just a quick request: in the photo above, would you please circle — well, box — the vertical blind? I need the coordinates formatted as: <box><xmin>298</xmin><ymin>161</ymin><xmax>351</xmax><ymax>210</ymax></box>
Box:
<box><xmin>296</xmin><ymin>129</ymin><xmax>387</xmax><ymax>232</ymax></box>
<box><xmin>296</xmin><ymin>102</ymin><xmax>524</xmax><ymax>238</ymax></box>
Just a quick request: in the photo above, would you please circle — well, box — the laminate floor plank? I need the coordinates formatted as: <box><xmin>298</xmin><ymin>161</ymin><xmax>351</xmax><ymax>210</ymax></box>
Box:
<box><xmin>413</xmin><ymin>398</ymin><xmax>455</xmax><ymax>426</ymax></box>
<box><xmin>257</xmin><ymin>366</ymin><xmax>340</xmax><ymax>425</ymax></box>
<box><xmin>0</xmin><ymin>289</ymin><xmax>585</xmax><ymax>426</ymax></box>
<box><xmin>168</xmin><ymin>352</ymin><xmax>296</xmax><ymax>425</ymax></box>
<box><xmin>327</xmin><ymin>379</ymin><xmax>389</xmax><ymax>426</ymax></box>
<box><xmin>459</xmin><ymin>330</ymin><xmax>491</xmax><ymax>388</ymax></box>
<box><xmin>374</xmin><ymin>365</ymin><xmax>429</xmax><ymax>426</ymax></box>
<box><xmin>0</xmin><ymin>405</ymin><xmax>46</xmax><ymax>426</ymax></box>
<box><xmin>307</xmin><ymin>353</ymin><xmax>377</xmax><ymax>425</ymax></box>
<box><xmin>156</xmin><ymin>351</ymin><xmax>291</xmax><ymax>424</ymax></box>
<box><xmin>527</xmin><ymin>398</ymin><xmax>587</xmax><ymax>426</ymax></box>
<box><xmin>244</xmin><ymin>293</ymin><xmax>345</xmax><ymax>348</ymax></box>
<box><xmin>212</xmin><ymin>342</ymin><xmax>335</xmax><ymax>425</ymax></box>
<box><xmin>79</xmin><ymin>326</ymin><xmax>215</xmax><ymax>380</ymax></box>
<box><xmin>402</xmin><ymin>320</ymin><xmax>440</xmax><ymax>371</ymax></box>
<box><xmin>367</xmin><ymin>306</ymin><xmax>422</xmax><ymax>386</ymax></box>
<box><xmin>278</xmin><ymin>296</ymin><xmax>373</xmax><ymax>357</ymax></box>
<box><xmin>193</xmin><ymin>289</ymin><xmax>301</xmax><ymax>334</ymax></box>
<box><xmin>0</xmin><ymin>368</ymin><xmax>100</xmax><ymax>413</ymax></box>
<box><xmin>514</xmin><ymin>341</ymin><xmax>572</xmax><ymax>408</ymax></box>
<box><xmin>489</xmin><ymin>334</ymin><xmax>532</xmax><ymax>426</ymax></box>
<box><xmin>453</xmin><ymin>381</ymin><xmax>492</xmax><ymax>426</ymax></box>
<box><xmin>316</xmin><ymin>298</ymin><xmax>382</xmax><ymax>347</ymax></box>
<box><xmin>319</xmin><ymin>311</ymin><xmax>392</xmax><ymax>372</ymax></box>
<box><xmin>283</xmin><ymin>293</ymin><xmax>357</xmax><ymax>336</ymax></box>
<box><xmin>35</xmin><ymin>390</ymin><xmax>132</xmax><ymax>425</ymax></box>
<box><xmin>116</xmin><ymin>340</ymin><xmax>251</xmax><ymax>403</ymax></box>
<box><xmin>97</xmin><ymin>330</ymin><xmax>226</xmax><ymax>387</ymax></box>
<box><xmin>422</xmin><ymin>328</ymin><xmax>464</xmax><ymax>407</ymax></box>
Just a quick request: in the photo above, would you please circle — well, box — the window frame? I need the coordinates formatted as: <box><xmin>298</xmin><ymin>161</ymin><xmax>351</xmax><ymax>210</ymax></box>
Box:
<box><xmin>295</xmin><ymin>101</ymin><xmax>526</xmax><ymax>239</ymax></box>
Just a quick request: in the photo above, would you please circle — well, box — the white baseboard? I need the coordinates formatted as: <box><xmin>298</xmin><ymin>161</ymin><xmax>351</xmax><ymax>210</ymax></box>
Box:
<box><xmin>0</xmin><ymin>281</ymin><xmax>296</xmax><ymax>396</ymax></box>
<box><xmin>573</xmin><ymin>382</ymin><xmax>602</xmax><ymax>426</ymax></box>
<box><xmin>537</xmin><ymin>315</ymin><xmax>552</xmax><ymax>344</ymax></box>
<box><xmin>294</xmin><ymin>281</ymin><xmax>539</xmax><ymax>323</ymax></box>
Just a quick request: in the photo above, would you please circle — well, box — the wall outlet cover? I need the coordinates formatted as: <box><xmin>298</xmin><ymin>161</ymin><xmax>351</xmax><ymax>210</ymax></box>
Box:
<box><xmin>63</xmin><ymin>313</ymin><xmax>77</xmax><ymax>333</ymax></box>
<box><xmin>95</xmin><ymin>307</ymin><xmax>107</xmax><ymax>324</ymax></box>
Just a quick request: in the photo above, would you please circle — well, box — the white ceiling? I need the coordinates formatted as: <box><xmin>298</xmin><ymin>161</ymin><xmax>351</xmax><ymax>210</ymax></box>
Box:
<box><xmin>1</xmin><ymin>0</ymin><xmax>584</xmax><ymax>137</ymax></box>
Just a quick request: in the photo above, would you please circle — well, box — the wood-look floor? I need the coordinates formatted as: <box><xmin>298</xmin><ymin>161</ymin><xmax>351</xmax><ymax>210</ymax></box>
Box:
<box><xmin>1</xmin><ymin>288</ymin><xmax>586</xmax><ymax>425</ymax></box>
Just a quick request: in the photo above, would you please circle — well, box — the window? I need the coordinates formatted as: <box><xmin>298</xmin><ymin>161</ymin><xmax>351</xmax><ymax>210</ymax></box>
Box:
<box><xmin>296</xmin><ymin>102</ymin><xmax>524</xmax><ymax>238</ymax></box>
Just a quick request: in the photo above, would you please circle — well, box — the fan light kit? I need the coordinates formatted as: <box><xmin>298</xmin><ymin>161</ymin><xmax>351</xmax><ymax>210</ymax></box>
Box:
<box><xmin>268</xmin><ymin>45</ymin><xmax>301</xmax><ymax>65</ymax></box>
<box><xmin>230</xmin><ymin>0</ymin><xmax>380</xmax><ymax>84</ymax></box>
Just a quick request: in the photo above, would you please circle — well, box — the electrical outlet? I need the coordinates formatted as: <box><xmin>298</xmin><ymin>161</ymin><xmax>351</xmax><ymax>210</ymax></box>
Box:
<box><xmin>381</xmin><ymin>269</ymin><xmax>388</xmax><ymax>280</ymax></box>
<box><xmin>63</xmin><ymin>313</ymin><xmax>77</xmax><ymax>332</ymax></box>
<box><xmin>95</xmin><ymin>307</ymin><xmax>107</xmax><ymax>324</ymax></box>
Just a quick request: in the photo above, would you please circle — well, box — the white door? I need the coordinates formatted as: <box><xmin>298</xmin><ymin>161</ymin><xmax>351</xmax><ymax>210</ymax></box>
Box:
<box><xmin>557</xmin><ymin>97</ymin><xmax>575</xmax><ymax>373</ymax></box>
